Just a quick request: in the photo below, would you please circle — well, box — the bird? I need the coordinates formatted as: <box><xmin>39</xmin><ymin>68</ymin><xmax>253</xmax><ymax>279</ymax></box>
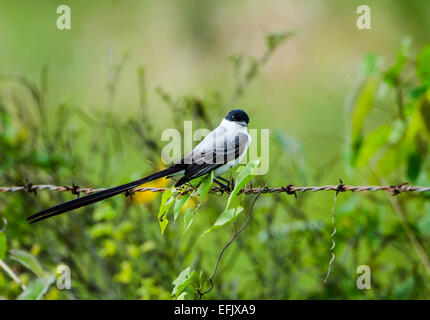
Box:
<box><xmin>27</xmin><ymin>109</ymin><xmax>251</xmax><ymax>224</ymax></box>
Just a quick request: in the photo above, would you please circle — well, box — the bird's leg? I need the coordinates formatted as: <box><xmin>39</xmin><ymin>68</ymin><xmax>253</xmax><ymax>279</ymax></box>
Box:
<box><xmin>124</xmin><ymin>189</ymin><xmax>135</xmax><ymax>199</ymax></box>
<box><xmin>214</xmin><ymin>177</ymin><xmax>231</xmax><ymax>192</ymax></box>
<box><xmin>230</xmin><ymin>176</ymin><xmax>235</xmax><ymax>191</ymax></box>
<box><xmin>217</xmin><ymin>176</ymin><xmax>230</xmax><ymax>185</ymax></box>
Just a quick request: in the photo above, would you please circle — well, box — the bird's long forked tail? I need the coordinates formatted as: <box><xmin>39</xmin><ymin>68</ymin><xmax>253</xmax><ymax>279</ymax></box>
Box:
<box><xmin>27</xmin><ymin>167</ymin><xmax>181</xmax><ymax>224</ymax></box>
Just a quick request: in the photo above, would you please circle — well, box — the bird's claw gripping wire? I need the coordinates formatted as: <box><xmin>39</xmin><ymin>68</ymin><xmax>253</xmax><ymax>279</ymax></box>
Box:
<box><xmin>124</xmin><ymin>189</ymin><xmax>136</xmax><ymax>199</ymax></box>
<box><xmin>214</xmin><ymin>178</ymin><xmax>232</xmax><ymax>193</ymax></box>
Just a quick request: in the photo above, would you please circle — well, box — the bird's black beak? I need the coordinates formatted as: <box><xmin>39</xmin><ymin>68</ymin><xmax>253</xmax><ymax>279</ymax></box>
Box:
<box><xmin>239</xmin><ymin>121</ymin><xmax>248</xmax><ymax>127</ymax></box>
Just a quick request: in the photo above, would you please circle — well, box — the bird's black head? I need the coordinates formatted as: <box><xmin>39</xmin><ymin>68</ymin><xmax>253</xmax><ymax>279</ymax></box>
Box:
<box><xmin>225</xmin><ymin>109</ymin><xmax>249</xmax><ymax>126</ymax></box>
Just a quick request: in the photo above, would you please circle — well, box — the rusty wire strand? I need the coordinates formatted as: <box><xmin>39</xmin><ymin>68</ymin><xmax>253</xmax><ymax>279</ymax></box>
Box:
<box><xmin>2</xmin><ymin>180</ymin><xmax>429</xmax><ymax>295</ymax></box>
<box><xmin>1</xmin><ymin>182</ymin><xmax>429</xmax><ymax>196</ymax></box>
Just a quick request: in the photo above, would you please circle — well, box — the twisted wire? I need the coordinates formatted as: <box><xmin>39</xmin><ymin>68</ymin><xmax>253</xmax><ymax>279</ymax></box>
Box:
<box><xmin>0</xmin><ymin>182</ymin><xmax>428</xmax><ymax>196</ymax></box>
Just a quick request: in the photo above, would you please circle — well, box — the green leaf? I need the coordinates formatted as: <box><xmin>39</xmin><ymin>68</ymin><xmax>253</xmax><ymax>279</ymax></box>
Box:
<box><xmin>205</xmin><ymin>207</ymin><xmax>244</xmax><ymax>234</ymax></box>
<box><xmin>172</xmin><ymin>267</ymin><xmax>195</xmax><ymax>298</ymax></box>
<box><xmin>376</xmin><ymin>146</ymin><xmax>401</xmax><ymax>176</ymax></box>
<box><xmin>177</xmin><ymin>292</ymin><xmax>187</xmax><ymax>300</ymax></box>
<box><xmin>226</xmin><ymin>160</ymin><xmax>261</xmax><ymax>209</ymax></box>
<box><xmin>384</xmin><ymin>37</ymin><xmax>411</xmax><ymax>86</ymax></box>
<box><xmin>204</xmin><ymin>161</ymin><xmax>260</xmax><ymax>234</ymax></box>
<box><xmin>264</xmin><ymin>30</ymin><xmax>295</xmax><ymax>52</ymax></box>
<box><xmin>183</xmin><ymin>206</ymin><xmax>195</xmax><ymax>234</ymax></box>
<box><xmin>0</xmin><ymin>233</ymin><xmax>6</xmax><ymax>260</ymax></box>
<box><xmin>198</xmin><ymin>171</ymin><xmax>214</xmax><ymax>201</ymax></box>
<box><xmin>407</xmin><ymin>151</ymin><xmax>423</xmax><ymax>182</ymax></box>
<box><xmin>402</xmin><ymin>102</ymin><xmax>429</xmax><ymax>181</ymax></box>
<box><xmin>349</xmin><ymin>77</ymin><xmax>378</xmax><ymax>165</ymax></box>
<box><xmin>351</xmin><ymin>78</ymin><xmax>378</xmax><ymax>142</ymax></box>
<box><xmin>158</xmin><ymin>187</ymin><xmax>175</xmax><ymax>234</ymax></box>
<box><xmin>17</xmin><ymin>275</ymin><xmax>55</xmax><ymax>300</ymax></box>
<box><xmin>393</xmin><ymin>277</ymin><xmax>415</xmax><ymax>299</ymax></box>
<box><xmin>416</xmin><ymin>45</ymin><xmax>430</xmax><ymax>86</ymax></box>
<box><xmin>404</xmin><ymin>104</ymin><xmax>426</xmax><ymax>149</ymax></box>
<box><xmin>409</xmin><ymin>86</ymin><xmax>428</xmax><ymax>99</ymax></box>
<box><xmin>187</xmin><ymin>176</ymin><xmax>203</xmax><ymax>188</ymax></box>
<box><xmin>10</xmin><ymin>249</ymin><xmax>45</xmax><ymax>278</ymax></box>
<box><xmin>418</xmin><ymin>206</ymin><xmax>430</xmax><ymax>236</ymax></box>
<box><xmin>174</xmin><ymin>193</ymin><xmax>192</xmax><ymax>223</ymax></box>
<box><xmin>388</xmin><ymin>119</ymin><xmax>407</xmax><ymax>144</ymax></box>
<box><xmin>419</xmin><ymin>99</ymin><xmax>430</xmax><ymax>134</ymax></box>
<box><xmin>355</xmin><ymin>125</ymin><xmax>391</xmax><ymax>168</ymax></box>
<box><xmin>360</xmin><ymin>54</ymin><xmax>380</xmax><ymax>78</ymax></box>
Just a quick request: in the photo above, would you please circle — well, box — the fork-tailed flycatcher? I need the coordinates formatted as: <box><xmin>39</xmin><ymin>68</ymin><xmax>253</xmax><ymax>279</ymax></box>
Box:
<box><xmin>27</xmin><ymin>109</ymin><xmax>251</xmax><ymax>224</ymax></box>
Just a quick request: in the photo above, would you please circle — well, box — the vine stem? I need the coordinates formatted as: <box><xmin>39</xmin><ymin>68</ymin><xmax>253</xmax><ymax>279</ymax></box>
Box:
<box><xmin>323</xmin><ymin>190</ymin><xmax>338</xmax><ymax>284</ymax></box>
<box><xmin>197</xmin><ymin>186</ymin><xmax>266</xmax><ymax>299</ymax></box>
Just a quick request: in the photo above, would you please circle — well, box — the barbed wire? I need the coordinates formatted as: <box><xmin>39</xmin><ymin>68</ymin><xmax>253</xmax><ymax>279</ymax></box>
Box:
<box><xmin>2</xmin><ymin>180</ymin><xmax>429</xmax><ymax>294</ymax></box>
<box><xmin>0</xmin><ymin>182</ymin><xmax>429</xmax><ymax>197</ymax></box>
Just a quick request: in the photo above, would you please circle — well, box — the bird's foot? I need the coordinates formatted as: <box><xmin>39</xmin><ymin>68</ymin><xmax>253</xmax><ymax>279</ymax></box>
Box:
<box><xmin>124</xmin><ymin>189</ymin><xmax>135</xmax><ymax>199</ymax></box>
<box><xmin>214</xmin><ymin>178</ymin><xmax>231</xmax><ymax>193</ymax></box>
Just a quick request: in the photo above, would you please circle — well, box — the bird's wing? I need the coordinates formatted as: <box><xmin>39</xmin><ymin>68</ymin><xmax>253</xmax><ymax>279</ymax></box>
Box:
<box><xmin>175</xmin><ymin>129</ymin><xmax>249</xmax><ymax>185</ymax></box>
<box><xmin>179</xmin><ymin>125</ymin><xmax>226</xmax><ymax>164</ymax></box>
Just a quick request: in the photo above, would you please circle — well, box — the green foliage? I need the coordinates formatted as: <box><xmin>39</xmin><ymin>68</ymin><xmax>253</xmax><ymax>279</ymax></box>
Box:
<box><xmin>264</xmin><ymin>31</ymin><xmax>296</xmax><ymax>52</ymax></box>
<box><xmin>205</xmin><ymin>207</ymin><xmax>244</xmax><ymax>234</ymax></box>
<box><xmin>203</xmin><ymin>160</ymin><xmax>260</xmax><ymax>234</ymax></box>
<box><xmin>0</xmin><ymin>28</ymin><xmax>295</xmax><ymax>299</ymax></box>
<box><xmin>418</xmin><ymin>207</ymin><xmax>430</xmax><ymax>236</ymax></box>
<box><xmin>360</xmin><ymin>53</ymin><xmax>381</xmax><ymax>78</ymax></box>
<box><xmin>198</xmin><ymin>171</ymin><xmax>214</xmax><ymax>202</ymax></box>
<box><xmin>384</xmin><ymin>37</ymin><xmax>411</xmax><ymax>86</ymax></box>
<box><xmin>160</xmin><ymin>162</ymin><xmax>262</xmax><ymax>236</ymax></box>
<box><xmin>1</xmin><ymin>10</ymin><xmax>430</xmax><ymax>300</ymax></box>
<box><xmin>355</xmin><ymin>125</ymin><xmax>391</xmax><ymax>168</ymax></box>
<box><xmin>158</xmin><ymin>187</ymin><xmax>175</xmax><ymax>234</ymax></box>
<box><xmin>174</xmin><ymin>193</ymin><xmax>192</xmax><ymax>223</ymax></box>
<box><xmin>183</xmin><ymin>205</ymin><xmax>195</xmax><ymax>234</ymax></box>
<box><xmin>17</xmin><ymin>275</ymin><xmax>55</xmax><ymax>300</ymax></box>
<box><xmin>7</xmin><ymin>249</ymin><xmax>55</xmax><ymax>300</ymax></box>
<box><xmin>93</xmin><ymin>204</ymin><xmax>117</xmax><ymax>222</ymax></box>
<box><xmin>416</xmin><ymin>45</ymin><xmax>430</xmax><ymax>86</ymax></box>
<box><xmin>348</xmin><ymin>39</ymin><xmax>430</xmax><ymax>183</ymax></box>
<box><xmin>349</xmin><ymin>77</ymin><xmax>378</xmax><ymax>166</ymax></box>
<box><xmin>10</xmin><ymin>249</ymin><xmax>46</xmax><ymax>278</ymax></box>
<box><xmin>171</xmin><ymin>267</ymin><xmax>195</xmax><ymax>299</ymax></box>
<box><xmin>0</xmin><ymin>233</ymin><xmax>6</xmax><ymax>260</ymax></box>
<box><xmin>225</xmin><ymin>160</ymin><xmax>260</xmax><ymax>210</ymax></box>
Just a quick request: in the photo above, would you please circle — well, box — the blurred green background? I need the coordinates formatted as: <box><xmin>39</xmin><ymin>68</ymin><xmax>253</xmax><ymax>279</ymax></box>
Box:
<box><xmin>1</xmin><ymin>0</ymin><xmax>430</xmax><ymax>299</ymax></box>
